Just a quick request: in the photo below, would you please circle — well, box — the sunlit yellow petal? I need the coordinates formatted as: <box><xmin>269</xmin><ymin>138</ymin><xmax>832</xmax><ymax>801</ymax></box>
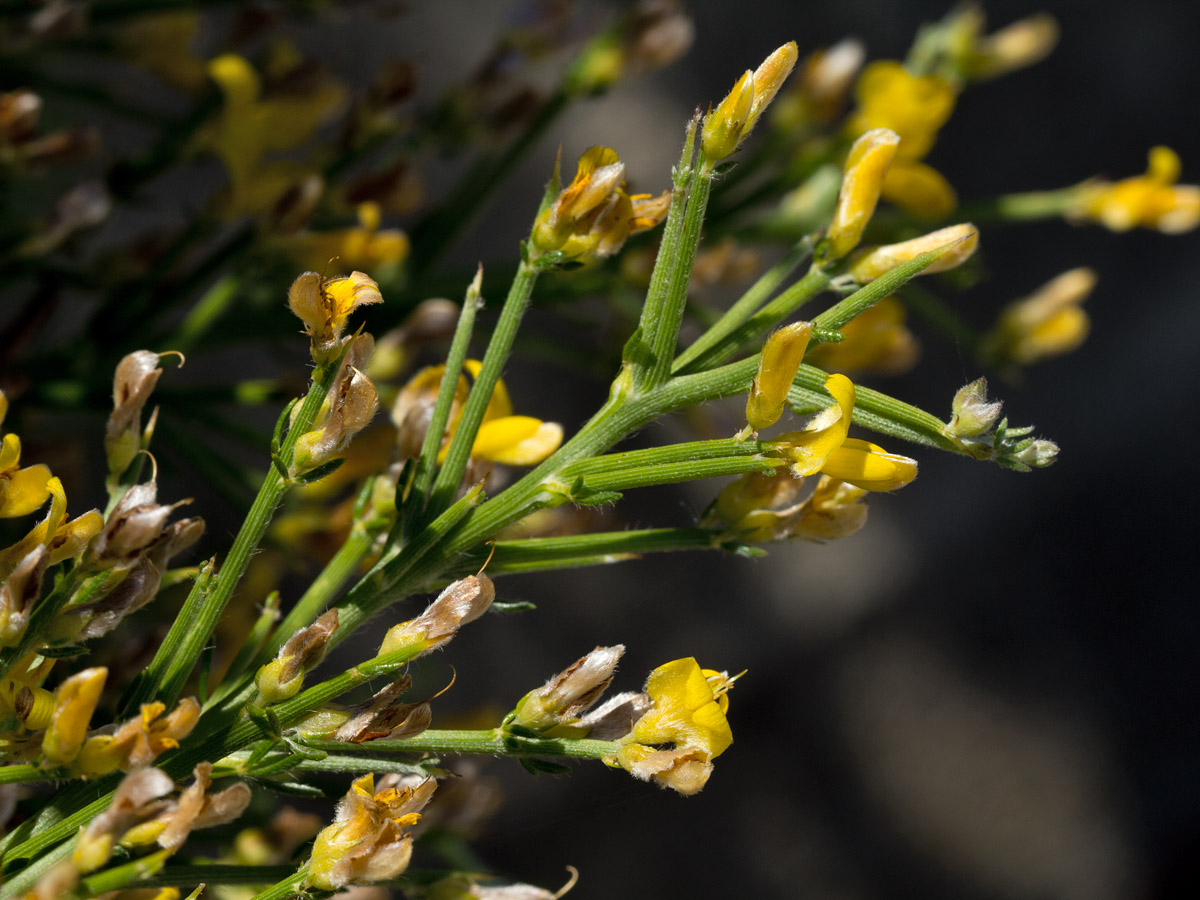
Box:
<box><xmin>822</xmin><ymin>438</ymin><xmax>917</xmax><ymax>491</ymax></box>
<box><xmin>0</xmin><ymin>464</ymin><xmax>52</xmax><ymax>518</ymax></box>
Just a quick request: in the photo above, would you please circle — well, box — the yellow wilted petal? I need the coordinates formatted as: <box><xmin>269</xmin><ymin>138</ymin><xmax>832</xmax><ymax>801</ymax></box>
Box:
<box><xmin>821</xmin><ymin>438</ymin><xmax>917</xmax><ymax>491</ymax></box>
<box><xmin>746</xmin><ymin>322</ymin><xmax>813</xmax><ymax>430</ymax></box>
<box><xmin>881</xmin><ymin>159</ymin><xmax>958</xmax><ymax>219</ymax></box>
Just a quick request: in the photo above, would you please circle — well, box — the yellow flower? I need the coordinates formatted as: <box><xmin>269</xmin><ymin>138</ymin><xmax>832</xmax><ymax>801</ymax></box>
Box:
<box><xmin>287</xmin><ymin>270</ymin><xmax>383</xmax><ymax>364</ymax></box>
<box><xmin>0</xmin><ymin>476</ymin><xmax>102</xmax><ymax>580</ymax></box>
<box><xmin>306</xmin><ymin>773</ymin><xmax>436</xmax><ymax>891</ymax></box>
<box><xmin>614</xmin><ymin>658</ymin><xmax>736</xmax><ymax>795</ymax></box>
<box><xmin>825</xmin><ymin>128</ymin><xmax>899</xmax><ymax>260</ymax></box>
<box><xmin>701</xmin><ymin>42</ymin><xmax>799</xmax><ymax>163</ymax></box>
<box><xmin>745</xmin><ymin>322</ymin><xmax>813</xmax><ymax>431</ymax></box>
<box><xmin>394</xmin><ymin>359</ymin><xmax>562</xmax><ymax>468</ymax></box>
<box><xmin>1075</xmin><ymin>146</ymin><xmax>1200</xmax><ymax>233</ymax></box>
<box><xmin>984</xmin><ymin>268</ymin><xmax>1094</xmax><ymax>365</ymax></box>
<box><xmin>280</xmin><ymin>202</ymin><xmax>409</xmax><ymax>274</ymax></box>
<box><xmin>74</xmin><ymin>697</ymin><xmax>201</xmax><ymax>776</ymax></box>
<box><xmin>531</xmin><ymin>148</ymin><xmax>670</xmax><ymax>261</ymax></box>
<box><xmin>772</xmin><ymin>373</ymin><xmax>917</xmax><ymax>491</ymax></box>
<box><xmin>0</xmin><ymin>392</ymin><xmax>52</xmax><ymax>519</ymax></box>
<box><xmin>806</xmin><ymin>296</ymin><xmax>919</xmax><ymax>376</ymax></box>
<box><xmin>629</xmin><ymin>658</ymin><xmax>733</xmax><ymax>759</ymax></box>
<box><xmin>847</xmin><ymin>61</ymin><xmax>956</xmax><ymax>161</ymax></box>
<box><xmin>199</xmin><ymin>52</ymin><xmax>346</xmax><ymax>217</ymax></box>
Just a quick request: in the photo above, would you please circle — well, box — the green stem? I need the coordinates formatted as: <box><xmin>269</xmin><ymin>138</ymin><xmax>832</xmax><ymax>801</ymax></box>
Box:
<box><xmin>302</xmin><ymin>730</ymin><xmax>620</xmax><ymax>760</ymax></box>
<box><xmin>482</xmin><ymin>528</ymin><xmax>723</xmax><ymax>573</ymax></box>
<box><xmin>426</xmin><ymin>261</ymin><xmax>539</xmax><ymax>518</ymax></box>
<box><xmin>958</xmin><ymin>187</ymin><xmax>1079</xmax><ymax>223</ymax></box>
<box><xmin>0</xmin><ymin>643</ymin><xmax>427</xmax><ymax>880</ymax></box>
<box><xmin>672</xmin><ymin>235</ymin><xmax>813</xmax><ymax>372</ymax></box>
<box><xmin>406</xmin><ymin>268</ymin><xmax>483</xmax><ymax>530</ymax></box>
<box><xmin>788</xmin><ymin>364</ymin><xmax>960</xmax><ymax>452</ymax></box>
<box><xmin>247</xmin><ymin>867</ymin><xmax>308</xmax><ymax>900</ymax></box>
<box><xmin>643</xmin><ymin>154</ymin><xmax>714</xmax><ymax>387</ymax></box>
<box><xmin>675</xmin><ymin>264</ymin><xmax>833</xmax><ymax>373</ymax></box>
<box><xmin>124</xmin><ymin>355</ymin><xmax>343</xmax><ymax>712</ymax></box>
<box><xmin>0</xmin><ymin>765</ymin><xmax>49</xmax><ymax>786</ymax></box>
<box><xmin>633</xmin><ymin>116</ymin><xmax>697</xmax><ymax>384</ymax></box>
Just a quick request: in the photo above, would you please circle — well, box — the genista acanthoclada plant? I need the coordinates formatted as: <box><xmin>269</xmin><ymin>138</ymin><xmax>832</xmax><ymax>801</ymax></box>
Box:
<box><xmin>0</xmin><ymin>3</ymin><xmax>1196</xmax><ymax>898</ymax></box>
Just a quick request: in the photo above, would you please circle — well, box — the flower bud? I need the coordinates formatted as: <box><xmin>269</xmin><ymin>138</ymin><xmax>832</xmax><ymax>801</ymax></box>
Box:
<box><xmin>1008</xmin><ymin>438</ymin><xmax>1059</xmax><ymax>470</ymax></box>
<box><xmin>985</xmin><ymin>268</ymin><xmax>1094</xmax><ymax>365</ymax></box>
<box><xmin>42</xmin><ymin>667</ymin><xmax>107</xmax><ymax>766</ymax></box>
<box><xmin>512</xmin><ymin>645</ymin><xmax>624</xmax><ymax>733</ymax></box>
<box><xmin>702</xmin><ymin>42</ymin><xmax>798</xmax><ymax>163</ymax></box>
<box><xmin>701</xmin><ymin>69</ymin><xmax>753</xmax><ymax>163</ymax></box>
<box><xmin>333</xmin><ymin>678</ymin><xmax>431</xmax><ymax>743</ymax></box>
<box><xmin>256</xmin><ymin>609</ymin><xmax>339</xmax><ymax>702</ymax></box>
<box><xmin>846</xmin><ymin>223</ymin><xmax>978</xmax><ymax>283</ymax></box>
<box><xmin>293</xmin><ymin>350</ymin><xmax>381</xmax><ymax>473</ymax></box>
<box><xmin>379</xmin><ymin>573</ymin><xmax>495</xmax><ymax>658</ymax></box>
<box><xmin>745</xmin><ymin>322</ymin><xmax>812</xmax><ymax>431</ymax></box>
<box><xmin>946</xmin><ymin>377</ymin><xmax>1003</xmax><ymax>438</ymax></box>
<box><xmin>105</xmin><ymin>350</ymin><xmax>166</xmax><ymax>479</ymax></box>
<box><xmin>531</xmin><ymin>147</ymin><xmax>626</xmax><ymax>254</ymax></box>
<box><xmin>969</xmin><ymin>14</ymin><xmax>1059</xmax><ymax>80</ymax></box>
<box><xmin>0</xmin><ymin>545</ymin><xmax>48</xmax><ymax>646</ymax></box>
<box><xmin>825</xmin><ymin>128</ymin><xmax>899</xmax><ymax>260</ymax></box>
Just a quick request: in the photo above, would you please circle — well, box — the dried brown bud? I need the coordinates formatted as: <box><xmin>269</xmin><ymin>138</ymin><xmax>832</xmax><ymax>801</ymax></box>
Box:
<box><xmin>333</xmin><ymin>678</ymin><xmax>431</xmax><ymax>743</ymax></box>
<box><xmin>292</xmin><ymin>335</ymin><xmax>380</xmax><ymax>473</ymax></box>
<box><xmin>379</xmin><ymin>574</ymin><xmax>494</xmax><ymax>657</ymax></box>
<box><xmin>74</xmin><ymin>768</ymin><xmax>175</xmax><ymax>872</ymax></box>
<box><xmin>105</xmin><ymin>351</ymin><xmax>163</xmax><ymax>478</ymax></box>
<box><xmin>156</xmin><ymin>763</ymin><xmax>252</xmax><ymax>851</ymax></box>
<box><xmin>257</xmin><ymin>610</ymin><xmax>339</xmax><ymax>702</ymax></box>
<box><xmin>512</xmin><ymin>645</ymin><xmax>624</xmax><ymax>732</ymax></box>
<box><xmin>576</xmin><ymin>690</ymin><xmax>653</xmax><ymax>740</ymax></box>
<box><xmin>0</xmin><ymin>90</ymin><xmax>41</xmax><ymax>145</ymax></box>
<box><xmin>0</xmin><ymin>545</ymin><xmax>48</xmax><ymax>646</ymax></box>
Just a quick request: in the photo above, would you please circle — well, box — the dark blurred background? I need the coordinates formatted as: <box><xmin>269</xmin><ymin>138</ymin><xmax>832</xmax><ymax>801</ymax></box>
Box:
<box><xmin>10</xmin><ymin>1</ymin><xmax>1200</xmax><ymax>898</ymax></box>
